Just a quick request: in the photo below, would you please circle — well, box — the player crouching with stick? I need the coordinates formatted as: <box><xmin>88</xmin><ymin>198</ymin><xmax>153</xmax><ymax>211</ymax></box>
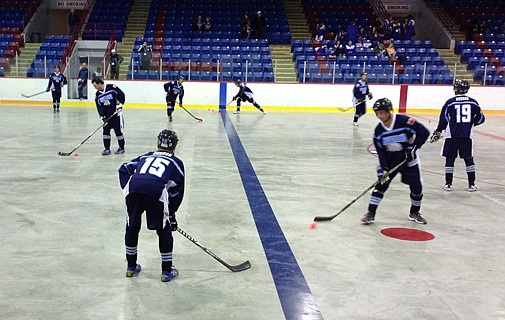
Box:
<box><xmin>118</xmin><ymin>130</ymin><xmax>184</xmax><ymax>282</ymax></box>
<box><xmin>361</xmin><ymin>98</ymin><xmax>430</xmax><ymax>225</ymax></box>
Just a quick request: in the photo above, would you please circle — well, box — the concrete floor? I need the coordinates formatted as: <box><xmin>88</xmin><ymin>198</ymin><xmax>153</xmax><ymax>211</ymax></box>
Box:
<box><xmin>0</xmin><ymin>105</ymin><xmax>504</xmax><ymax>320</ymax></box>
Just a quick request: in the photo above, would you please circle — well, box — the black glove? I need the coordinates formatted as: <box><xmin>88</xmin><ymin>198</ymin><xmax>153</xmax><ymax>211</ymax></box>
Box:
<box><xmin>178</xmin><ymin>102</ymin><xmax>183</xmax><ymax>108</ymax></box>
<box><xmin>430</xmin><ymin>131</ymin><xmax>441</xmax><ymax>143</ymax></box>
<box><xmin>169</xmin><ymin>215</ymin><xmax>178</xmax><ymax>231</ymax></box>
<box><xmin>368</xmin><ymin>92</ymin><xmax>373</xmax><ymax>100</ymax></box>
<box><xmin>232</xmin><ymin>96</ymin><xmax>237</xmax><ymax>101</ymax></box>
<box><xmin>405</xmin><ymin>144</ymin><xmax>418</xmax><ymax>162</ymax></box>
<box><xmin>100</xmin><ymin>116</ymin><xmax>107</xmax><ymax>125</ymax></box>
<box><xmin>46</xmin><ymin>88</ymin><xmax>50</xmax><ymax>92</ymax></box>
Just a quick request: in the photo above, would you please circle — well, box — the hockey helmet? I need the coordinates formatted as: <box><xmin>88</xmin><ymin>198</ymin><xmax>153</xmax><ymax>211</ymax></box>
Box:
<box><xmin>158</xmin><ymin>129</ymin><xmax>178</xmax><ymax>150</ymax></box>
<box><xmin>373</xmin><ymin>98</ymin><xmax>393</xmax><ymax>112</ymax></box>
<box><xmin>234</xmin><ymin>79</ymin><xmax>242</xmax><ymax>85</ymax></box>
<box><xmin>453</xmin><ymin>79</ymin><xmax>470</xmax><ymax>94</ymax></box>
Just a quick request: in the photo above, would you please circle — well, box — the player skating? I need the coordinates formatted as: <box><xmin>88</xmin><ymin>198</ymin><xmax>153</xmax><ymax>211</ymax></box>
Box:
<box><xmin>352</xmin><ymin>72</ymin><xmax>372</xmax><ymax>126</ymax></box>
<box><xmin>232</xmin><ymin>79</ymin><xmax>265</xmax><ymax>114</ymax></box>
<box><xmin>91</xmin><ymin>78</ymin><xmax>126</xmax><ymax>155</ymax></box>
<box><xmin>163</xmin><ymin>75</ymin><xmax>185</xmax><ymax>122</ymax></box>
<box><xmin>361</xmin><ymin>98</ymin><xmax>430</xmax><ymax>225</ymax></box>
<box><xmin>118</xmin><ymin>129</ymin><xmax>184</xmax><ymax>282</ymax></box>
<box><xmin>46</xmin><ymin>65</ymin><xmax>67</xmax><ymax>113</ymax></box>
<box><xmin>430</xmin><ymin>80</ymin><xmax>485</xmax><ymax>192</ymax></box>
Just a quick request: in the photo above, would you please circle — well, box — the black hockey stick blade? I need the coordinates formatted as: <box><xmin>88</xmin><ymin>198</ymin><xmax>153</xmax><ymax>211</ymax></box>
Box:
<box><xmin>313</xmin><ymin>160</ymin><xmax>406</xmax><ymax>222</ymax></box>
<box><xmin>58</xmin><ymin>151</ymin><xmax>73</xmax><ymax>156</ymax></box>
<box><xmin>177</xmin><ymin>227</ymin><xmax>251</xmax><ymax>272</ymax></box>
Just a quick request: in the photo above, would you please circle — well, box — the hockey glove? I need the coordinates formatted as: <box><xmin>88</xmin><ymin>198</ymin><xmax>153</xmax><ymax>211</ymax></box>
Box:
<box><xmin>430</xmin><ymin>131</ymin><xmax>442</xmax><ymax>143</ymax></box>
<box><xmin>377</xmin><ymin>166</ymin><xmax>390</xmax><ymax>184</ymax></box>
<box><xmin>169</xmin><ymin>215</ymin><xmax>178</xmax><ymax>231</ymax></box>
<box><xmin>178</xmin><ymin>102</ymin><xmax>183</xmax><ymax>108</ymax></box>
<box><xmin>405</xmin><ymin>144</ymin><xmax>418</xmax><ymax>162</ymax></box>
<box><xmin>100</xmin><ymin>116</ymin><xmax>107</xmax><ymax>125</ymax></box>
<box><xmin>232</xmin><ymin>96</ymin><xmax>237</xmax><ymax>101</ymax></box>
<box><xmin>46</xmin><ymin>88</ymin><xmax>50</xmax><ymax>92</ymax></box>
<box><xmin>116</xmin><ymin>103</ymin><xmax>123</xmax><ymax>111</ymax></box>
<box><xmin>368</xmin><ymin>92</ymin><xmax>373</xmax><ymax>100</ymax></box>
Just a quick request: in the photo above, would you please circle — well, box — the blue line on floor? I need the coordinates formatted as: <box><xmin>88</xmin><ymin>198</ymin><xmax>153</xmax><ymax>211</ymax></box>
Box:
<box><xmin>220</xmin><ymin>111</ymin><xmax>323</xmax><ymax>320</ymax></box>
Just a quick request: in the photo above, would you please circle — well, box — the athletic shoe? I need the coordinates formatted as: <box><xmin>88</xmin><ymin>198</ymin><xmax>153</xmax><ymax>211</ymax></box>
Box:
<box><xmin>101</xmin><ymin>149</ymin><xmax>111</xmax><ymax>156</ymax></box>
<box><xmin>161</xmin><ymin>267</ymin><xmax>179</xmax><ymax>282</ymax></box>
<box><xmin>115</xmin><ymin>148</ymin><xmax>125</xmax><ymax>154</ymax></box>
<box><xmin>360</xmin><ymin>212</ymin><xmax>375</xmax><ymax>225</ymax></box>
<box><xmin>353</xmin><ymin>122</ymin><xmax>359</xmax><ymax>126</ymax></box>
<box><xmin>126</xmin><ymin>264</ymin><xmax>141</xmax><ymax>277</ymax></box>
<box><xmin>261</xmin><ymin>109</ymin><xmax>266</xmax><ymax>114</ymax></box>
<box><xmin>169</xmin><ymin>116</ymin><xmax>173</xmax><ymax>122</ymax></box>
<box><xmin>444</xmin><ymin>184</ymin><xmax>452</xmax><ymax>191</ymax></box>
<box><xmin>53</xmin><ymin>108</ymin><xmax>57</xmax><ymax>113</ymax></box>
<box><xmin>408</xmin><ymin>212</ymin><xmax>427</xmax><ymax>224</ymax></box>
<box><xmin>233</xmin><ymin>110</ymin><xmax>240</xmax><ymax>114</ymax></box>
<box><xmin>56</xmin><ymin>108</ymin><xmax>60</xmax><ymax>113</ymax></box>
<box><xmin>467</xmin><ymin>185</ymin><xmax>479</xmax><ymax>192</ymax></box>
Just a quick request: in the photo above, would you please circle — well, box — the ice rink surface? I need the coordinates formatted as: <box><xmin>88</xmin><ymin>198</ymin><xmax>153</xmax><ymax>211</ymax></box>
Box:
<box><xmin>1</xmin><ymin>105</ymin><xmax>504</xmax><ymax>320</ymax></box>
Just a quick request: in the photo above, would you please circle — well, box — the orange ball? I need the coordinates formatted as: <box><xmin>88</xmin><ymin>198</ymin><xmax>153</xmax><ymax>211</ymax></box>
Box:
<box><xmin>309</xmin><ymin>222</ymin><xmax>317</xmax><ymax>229</ymax></box>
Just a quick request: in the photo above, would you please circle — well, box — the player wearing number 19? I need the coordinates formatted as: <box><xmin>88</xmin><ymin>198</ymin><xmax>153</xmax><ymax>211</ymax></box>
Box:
<box><xmin>118</xmin><ymin>130</ymin><xmax>185</xmax><ymax>282</ymax></box>
<box><xmin>430</xmin><ymin>80</ymin><xmax>485</xmax><ymax>192</ymax></box>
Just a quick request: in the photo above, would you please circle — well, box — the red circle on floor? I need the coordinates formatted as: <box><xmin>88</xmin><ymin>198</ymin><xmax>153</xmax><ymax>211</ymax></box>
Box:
<box><xmin>381</xmin><ymin>228</ymin><xmax>435</xmax><ymax>241</ymax></box>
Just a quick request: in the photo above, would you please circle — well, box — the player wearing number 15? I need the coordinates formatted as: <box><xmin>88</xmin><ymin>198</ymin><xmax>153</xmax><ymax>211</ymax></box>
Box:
<box><xmin>118</xmin><ymin>130</ymin><xmax>184</xmax><ymax>282</ymax></box>
<box><xmin>430</xmin><ymin>80</ymin><xmax>485</xmax><ymax>192</ymax></box>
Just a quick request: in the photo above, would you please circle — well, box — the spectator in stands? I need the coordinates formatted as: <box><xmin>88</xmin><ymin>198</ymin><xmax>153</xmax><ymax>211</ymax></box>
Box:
<box><xmin>109</xmin><ymin>49</ymin><xmax>124</xmax><ymax>80</ymax></box>
<box><xmin>315</xmin><ymin>41</ymin><xmax>329</xmax><ymax>56</ymax></box>
<box><xmin>78</xmin><ymin>62</ymin><xmax>88</xmax><ymax>100</ymax></box>
<box><xmin>346</xmin><ymin>20</ymin><xmax>359</xmax><ymax>44</ymax></box>
<box><xmin>345</xmin><ymin>40</ymin><xmax>356</xmax><ymax>56</ymax></box>
<box><xmin>138</xmin><ymin>41</ymin><xmax>153</xmax><ymax>70</ymax></box>
<box><xmin>335</xmin><ymin>29</ymin><xmax>347</xmax><ymax>43</ymax></box>
<box><xmin>329</xmin><ymin>40</ymin><xmax>345</xmax><ymax>57</ymax></box>
<box><xmin>404</xmin><ymin>15</ymin><xmax>415</xmax><ymax>40</ymax></box>
<box><xmin>193</xmin><ymin>15</ymin><xmax>204</xmax><ymax>32</ymax></box>
<box><xmin>252</xmin><ymin>11</ymin><xmax>266</xmax><ymax>39</ymax></box>
<box><xmin>374</xmin><ymin>42</ymin><xmax>386</xmax><ymax>56</ymax></box>
<box><xmin>392</xmin><ymin>19</ymin><xmax>402</xmax><ymax>40</ymax></box>
<box><xmin>315</xmin><ymin>21</ymin><xmax>326</xmax><ymax>41</ymax></box>
<box><xmin>68</xmin><ymin>9</ymin><xmax>80</xmax><ymax>35</ymax></box>
<box><xmin>92</xmin><ymin>67</ymin><xmax>103</xmax><ymax>80</ymax></box>
<box><xmin>242</xmin><ymin>14</ymin><xmax>252</xmax><ymax>39</ymax></box>
<box><xmin>383</xmin><ymin>17</ymin><xmax>393</xmax><ymax>39</ymax></box>
<box><xmin>386</xmin><ymin>43</ymin><xmax>396</xmax><ymax>58</ymax></box>
<box><xmin>204</xmin><ymin>17</ymin><xmax>213</xmax><ymax>32</ymax></box>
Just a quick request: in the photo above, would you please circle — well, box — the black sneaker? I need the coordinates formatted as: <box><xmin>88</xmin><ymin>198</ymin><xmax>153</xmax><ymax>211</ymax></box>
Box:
<box><xmin>360</xmin><ymin>212</ymin><xmax>375</xmax><ymax>225</ymax></box>
<box><xmin>169</xmin><ymin>116</ymin><xmax>173</xmax><ymax>122</ymax></box>
<box><xmin>408</xmin><ymin>212</ymin><xmax>427</xmax><ymax>224</ymax></box>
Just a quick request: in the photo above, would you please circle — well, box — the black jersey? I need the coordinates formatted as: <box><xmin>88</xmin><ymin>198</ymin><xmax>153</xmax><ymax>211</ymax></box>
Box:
<box><xmin>435</xmin><ymin>94</ymin><xmax>485</xmax><ymax>139</ymax></box>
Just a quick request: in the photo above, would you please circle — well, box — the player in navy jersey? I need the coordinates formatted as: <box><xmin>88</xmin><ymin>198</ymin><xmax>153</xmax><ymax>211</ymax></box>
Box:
<box><xmin>232</xmin><ymin>79</ymin><xmax>265</xmax><ymax>114</ymax></box>
<box><xmin>118</xmin><ymin>129</ymin><xmax>184</xmax><ymax>282</ymax></box>
<box><xmin>163</xmin><ymin>75</ymin><xmax>185</xmax><ymax>122</ymax></box>
<box><xmin>430</xmin><ymin>80</ymin><xmax>485</xmax><ymax>192</ymax></box>
<box><xmin>352</xmin><ymin>72</ymin><xmax>373</xmax><ymax>126</ymax></box>
<box><xmin>46</xmin><ymin>65</ymin><xmax>67</xmax><ymax>113</ymax></box>
<box><xmin>361</xmin><ymin>98</ymin><xmax>430</xmax><ymax>225</ymax></box>
<box><xmin>91</xmin><ymin>78</ymin><xmax>126</xmax><ymax>155</ymax></box>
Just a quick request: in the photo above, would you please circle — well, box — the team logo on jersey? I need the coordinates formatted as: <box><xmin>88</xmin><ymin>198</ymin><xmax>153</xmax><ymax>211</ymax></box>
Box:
<box><xmin>98</xmin><ymin>93</ymin><xmax>113</xmax><ymax>105</ymax></box>
<box><xmin>407</xmin><ymin>117</ymin><xmax>416</xmax><ymax>125</ymax></box>
<box><xmin>386</xmin><ymin>142</ymin><xmax>404</xmax><ymax>152</ymax></box>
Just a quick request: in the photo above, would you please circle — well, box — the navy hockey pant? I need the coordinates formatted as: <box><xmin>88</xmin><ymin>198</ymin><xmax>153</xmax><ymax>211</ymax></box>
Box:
<box><xmin>102</xmin><ymin>115</ymin><xmax>125</xmax><ymax>150</ymax></box>
<box><xmin>51</xmin><ymin>90</ymin><xmax>62</xmax><ymax>109</ymax></box>
<box><xmin>125</xmin><ymin>193</ymin><xmax>174</xmax><ymax>271</ymax></box>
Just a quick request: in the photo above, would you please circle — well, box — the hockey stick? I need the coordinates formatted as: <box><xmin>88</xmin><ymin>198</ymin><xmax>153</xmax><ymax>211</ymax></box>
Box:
<box><xmin>313</xmin><ymin>159</ymin><xmax>406</xmax><ymax>222</ymax></box>
<box><xmin>21</xmin><ymin>90</ymin><xmax>47</xmax><ymax>98</ymax></box>
<box><xmin>179</xmin><ymin>103</ymin><xmax>203</xmax><ymax>122</ymax></box>
<box><xmin>57</xmin><ymin>109</ymin><xmax>120</xmax><ymax>156</ymax></box>
<box><xmin>338</xmin><ymin>98</ymin><xmax>369</xmax><ymax>112</ymax></box>
<box><xmin>177</xmin><ymin>227</ymin><xmax>251</xmax><ymax>272</ymax></box>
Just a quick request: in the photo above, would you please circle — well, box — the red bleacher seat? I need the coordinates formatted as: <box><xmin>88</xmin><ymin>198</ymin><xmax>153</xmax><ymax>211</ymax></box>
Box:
<box><xmin>483</xmin><ymin>49</ymin><xmax>493</xmax><ymax>58</ymax></box>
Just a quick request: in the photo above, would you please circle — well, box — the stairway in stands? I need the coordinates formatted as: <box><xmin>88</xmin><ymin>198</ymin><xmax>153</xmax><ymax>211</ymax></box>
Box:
<box><xmin>117</xmin><ymin>0</ymin><xmax>151</xmax><ymax>79</ymax></box>
<box><xmin>437</xmin><ymin>49</ymin><xmax>475</xmax><ymax>83</ymax></box>
<box><xmin>4</xmin><ymin>42</ymin><xmax>40</xmax><ymax>77</ymax></box>
<box><xmin>269</xmin><ymin>44</ymin><xmax>297</xmax><ymax>82</ymax></box>
<box><xmin>283</xmin><ymin>0</ymin><xmax>311</xmax><ymax>40</ymax></box>
<box><xmin>268</xmin><ymin>0</ymin><xmax>311</xmax><ymax>82</ymax></box>
<box><xmin>423</xmin><ymin>0</ymin><xmax>476</xmax><ymax>83</ymax></box>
